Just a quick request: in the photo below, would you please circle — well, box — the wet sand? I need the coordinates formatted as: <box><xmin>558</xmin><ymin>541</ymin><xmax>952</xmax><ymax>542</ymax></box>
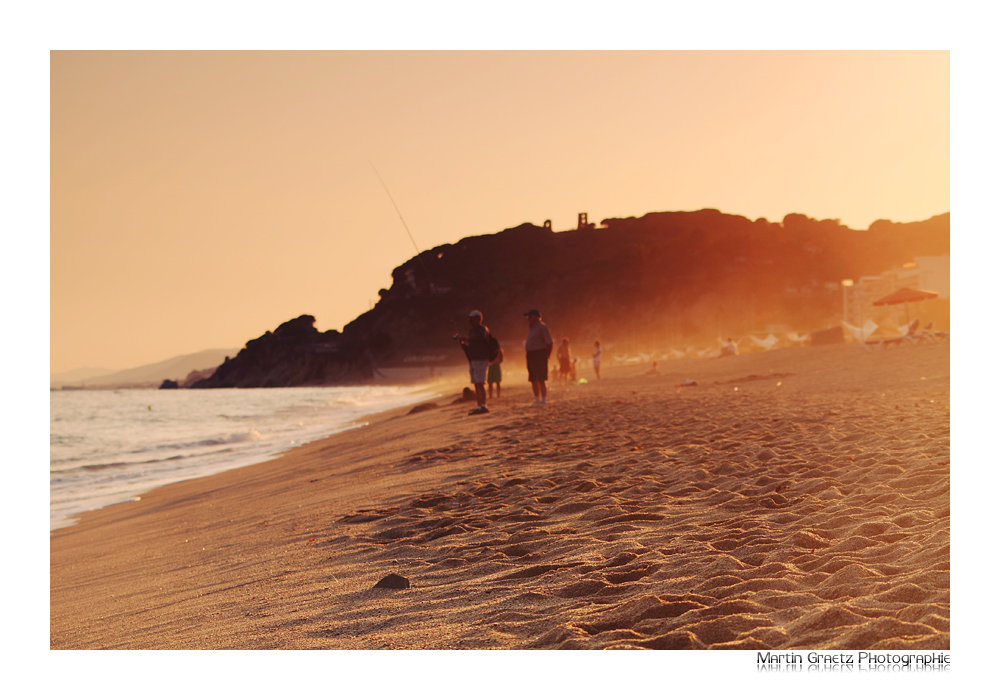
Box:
<box><xmin>50</xmin><ymin>342</ymin><xmax>949</xmax><ymax>650</ymax></box>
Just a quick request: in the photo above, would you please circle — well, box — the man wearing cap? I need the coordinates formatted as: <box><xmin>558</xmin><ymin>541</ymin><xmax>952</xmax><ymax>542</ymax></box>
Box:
<box><xmin>523</xmin><ymin>309</ymin><xmax>554</xmax><ymax>406</ymax></box>
<box><xmin>456</xmin><ymin>310</ymin><xmax>491</xmax><ymax>415</ymax></box>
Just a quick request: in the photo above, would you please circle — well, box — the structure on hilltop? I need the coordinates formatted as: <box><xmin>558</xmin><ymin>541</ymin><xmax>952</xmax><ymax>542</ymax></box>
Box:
<box><xmin>192</xmin><ymin>208</ymin><xmax>950</xmax><ymax>388</ymax></box>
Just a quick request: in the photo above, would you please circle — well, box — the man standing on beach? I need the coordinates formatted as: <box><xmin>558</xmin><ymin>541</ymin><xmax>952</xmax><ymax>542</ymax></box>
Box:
<box><xmin>524</xmin><ymin>309</ymin><xmax>553</xmax><ymax>406</ymax></box>
<box><xmin>456</xmin><ymin>310</ymin><xmax>491</xmax><ymax>415</ymax></box>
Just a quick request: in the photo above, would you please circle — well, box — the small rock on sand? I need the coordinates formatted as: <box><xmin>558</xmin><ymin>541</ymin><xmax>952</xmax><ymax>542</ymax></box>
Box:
<box><xmin>374</xmin><ymin>573</ymin><xmax>410</xmax><ymax>589</ymax></box>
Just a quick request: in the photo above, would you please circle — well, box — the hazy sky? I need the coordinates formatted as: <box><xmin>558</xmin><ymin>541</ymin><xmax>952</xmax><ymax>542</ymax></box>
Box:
<box><xmin>50</xmin><ymin>50</ymin><xmax>949</xmax><ymax>374</ymax></box>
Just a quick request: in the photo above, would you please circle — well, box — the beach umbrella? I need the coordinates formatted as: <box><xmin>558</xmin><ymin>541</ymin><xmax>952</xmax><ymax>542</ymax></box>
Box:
<box><xmin>872</xmin><ymin>287</ymin><xmax>939</xmax><ymax>306</ymax></box>
<box><xmin>872</xmin><ymin>287</ymin><xmax>939</xmax><ymax>324</ymax></box>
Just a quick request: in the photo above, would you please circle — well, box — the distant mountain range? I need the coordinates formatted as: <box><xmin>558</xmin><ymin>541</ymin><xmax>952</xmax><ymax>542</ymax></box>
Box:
<box><xmin>51</xmin><ymin>349</ymin><xmax>239</xmax><ymax>389</ymax></box>
<box><xmin>191</xmin><ymin>208</ymin><xmax>950</xmax><ymax>388</ymax></box>
<box><xmin>49</xmin><ymin>366</ymin><xmax>118</xmax><ymax>385</ymax></box>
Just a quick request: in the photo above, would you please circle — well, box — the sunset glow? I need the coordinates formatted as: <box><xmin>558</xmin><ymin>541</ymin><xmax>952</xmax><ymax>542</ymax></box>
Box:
<box><xmin>50</xmin><ymin>51</ymin><xmax>949</xmax><ymax>374</ymax></box>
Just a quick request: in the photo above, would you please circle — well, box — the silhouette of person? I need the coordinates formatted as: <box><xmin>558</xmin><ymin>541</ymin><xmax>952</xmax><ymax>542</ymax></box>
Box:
<box><xmin>487</xmin><ymin>345</ymin><xmax>504</xmax><ymax>398</ymax></box>
<box><xmin>524</xmin><ymin>309</ymin><xmax>553</xmax><ymax>406</ymax></box>
<box><xmin>557</xmin><ymin>338</ymin><xmax>572</xmax><ymax>383</ymax></box>
<box><xmin>455</xmin><ymin>310</ymin><xmax>491</xmax><ymax>415</ymax></box>
<box><xmin>592</xmin><ymin>340</ymin><xmax>602</xmax><ymax>380</ymax></box>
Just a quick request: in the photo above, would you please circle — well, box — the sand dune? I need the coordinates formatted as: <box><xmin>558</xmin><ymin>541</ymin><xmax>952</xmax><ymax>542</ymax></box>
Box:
<box><xmin>50</xmin><ymin>342</ymin><xmax>949</xmax><ymax>650</ymax></box>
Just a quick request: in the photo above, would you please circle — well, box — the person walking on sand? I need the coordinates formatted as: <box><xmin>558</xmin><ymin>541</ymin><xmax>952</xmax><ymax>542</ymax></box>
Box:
<box><xmin>487</xmin><ymin>344</ymin><xmax>504</xmax><ymax>398</ymax></box>
<box><xmin>455</xmin><ymin>310</ymin><xmax>492</xmax><ymax>415</ymax></box>
<box><xmin>524</xmin><ymin>309</ymin><xmax>553</xmax><ymax>406</ymax></box>
<box><xmin>592</xmin><ymin>340</ymin><xmax>602</xmax><ymax>380</ymax></box>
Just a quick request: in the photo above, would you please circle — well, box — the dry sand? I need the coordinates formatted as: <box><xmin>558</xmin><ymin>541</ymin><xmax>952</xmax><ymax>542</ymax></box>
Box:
<box><xmin>50</xmin><ymin>342</ymin><xmax>949</xmax><ymax>650</ymax></box>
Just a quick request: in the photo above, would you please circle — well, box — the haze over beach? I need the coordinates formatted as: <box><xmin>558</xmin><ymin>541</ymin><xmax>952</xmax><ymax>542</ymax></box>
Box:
<box><xmin>32</xmin><ymin>19</ymin><xmax>992</xmax><ymax>691</ymax></box>
<box><xmin>51</xmin><ymin>50</ymin><xmax>949</xmax><ymax>376</ymax></box>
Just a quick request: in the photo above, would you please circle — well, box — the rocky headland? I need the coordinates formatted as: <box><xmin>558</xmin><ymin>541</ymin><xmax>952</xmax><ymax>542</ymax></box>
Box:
<box><xmin>192</xmin><ymin>209</ymin><xmax>949</xmax><ymax>388</ymax></box>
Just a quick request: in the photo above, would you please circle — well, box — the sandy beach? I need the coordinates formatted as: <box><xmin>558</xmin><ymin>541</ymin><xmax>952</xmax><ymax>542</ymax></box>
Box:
<box><xmin>50</xmin><ymin>341</ymin><xmax>949</xmax><ymax>650</ymax></box>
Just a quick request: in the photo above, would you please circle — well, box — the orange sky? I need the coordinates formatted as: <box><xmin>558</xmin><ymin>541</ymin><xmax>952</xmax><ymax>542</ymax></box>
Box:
<box><xmin>50</xmin><ymin>51</ymin><xmax>949</xmax><ymax>374</ymax></box>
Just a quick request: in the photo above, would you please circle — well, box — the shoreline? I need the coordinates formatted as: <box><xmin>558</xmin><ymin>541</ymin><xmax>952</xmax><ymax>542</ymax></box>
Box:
<box><xmin>49</xmin><ymin>381</ymin><xmax>462</xmax><ymax>532</ymax></box>
<box><xmin>51</xmin><ymin>342</ymin><xmax>950</xmax><ymax>650</ymax></box>
<box><xmin>50</xmin><ymin>377</ymin><xmax>469</xmax><ymax>534</ymax></box>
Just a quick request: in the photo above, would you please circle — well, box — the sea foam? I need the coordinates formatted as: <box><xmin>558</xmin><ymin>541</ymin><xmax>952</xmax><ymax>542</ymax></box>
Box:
<box><xmin>50</xmin><ymin>385</ymin><xmax>438</xmax><ymax>530</ymax></box>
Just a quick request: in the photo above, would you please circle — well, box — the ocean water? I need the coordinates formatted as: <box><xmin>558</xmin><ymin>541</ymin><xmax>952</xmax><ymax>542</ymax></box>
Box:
<box><xmin>50</xmin><ymin>385</ymin><xmax>439</xmax><ymax>531</ymax></box>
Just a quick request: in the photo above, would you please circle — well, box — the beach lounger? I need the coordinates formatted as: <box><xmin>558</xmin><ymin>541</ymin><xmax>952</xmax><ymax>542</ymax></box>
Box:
<box><xmin>915</xmin><ymin>322</ymin><xmax>948</xmax><ymax>344</ymax></box>
<box><xmin>843</xmin><ymin>320</ymin><xmax>879</xmax><ymax>347</ymax></box>
<box><xmin>928</xmin><ymin>324</ymin><xmax>950</xmax><ymax>342</ymax></box>
<box><xmin>865</xmin><ymin>319</ymin><xmax>920</xmax><ymax>349</ymax></box>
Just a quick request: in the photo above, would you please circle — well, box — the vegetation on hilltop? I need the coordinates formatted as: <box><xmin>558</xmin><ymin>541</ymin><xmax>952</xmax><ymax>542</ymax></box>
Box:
<box><xmin>193</xmin><ymin>209</ymin><xmax>949</xmax><ymax>388</ymax></box>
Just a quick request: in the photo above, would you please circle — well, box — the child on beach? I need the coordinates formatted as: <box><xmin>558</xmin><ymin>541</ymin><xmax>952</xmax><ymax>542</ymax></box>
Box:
<box><xmin>592</xmin><ymin>340</ymin><xmax>602</xmax><ymax>380</ymax></box>
<box><xmin>488</xmin><ymin>346</ymin><xmax>503</xmax><ymax>398</ymax></box>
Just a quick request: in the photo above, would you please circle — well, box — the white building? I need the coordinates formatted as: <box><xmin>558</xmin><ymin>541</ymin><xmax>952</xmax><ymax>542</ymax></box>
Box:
<box><xmin>914</xmin><ymin>255</ymin><xmax>950</xmax><ymax>299</ymax></box>
<box><xmin>842</xmin><ymin>255</ymin><xmax>950</xmax><ymax>330</ymax></box>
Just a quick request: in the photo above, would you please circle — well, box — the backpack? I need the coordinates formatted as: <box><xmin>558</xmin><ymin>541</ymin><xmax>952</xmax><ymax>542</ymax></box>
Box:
<box><xmin>487</xmin><ymin>333</ymin><xmax>501</xmax><ymax>362</ymax></box>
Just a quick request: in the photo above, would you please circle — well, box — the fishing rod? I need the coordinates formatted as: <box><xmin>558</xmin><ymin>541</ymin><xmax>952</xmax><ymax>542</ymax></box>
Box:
<box><xmin>369</xmin><ymin>162</ymin><xmax>425</xmax><ymax>267</ymax></box>
<box><xmin>369</xmin><ymin>161</ymin><xmax>461</xmax><ymax>336</ymax></box>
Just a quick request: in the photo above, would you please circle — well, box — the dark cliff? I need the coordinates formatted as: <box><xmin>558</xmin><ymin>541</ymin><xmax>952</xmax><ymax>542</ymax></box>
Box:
<box><xmin>191</xmin><ymin>315</ymin><xmax>374</xmax><ymax>388</ymax></box>
<box><xmin>192</xmin><ymin>208</ymin><xmax>949</xmax><ymax>388</ymax></box>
